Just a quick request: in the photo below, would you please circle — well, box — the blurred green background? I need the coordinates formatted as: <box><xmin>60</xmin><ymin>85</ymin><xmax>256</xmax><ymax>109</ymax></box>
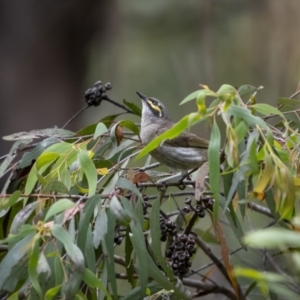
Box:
<box><xmin>1</xmin><ymin>0</ymin><xmax>300</xmax><ymax>156</ymax></box>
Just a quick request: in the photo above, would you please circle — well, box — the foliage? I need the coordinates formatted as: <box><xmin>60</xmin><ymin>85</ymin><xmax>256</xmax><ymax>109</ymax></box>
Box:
<box><xmin>1</xmin><ymin>83</ymin><xmax>300</xmax><ymax>299</ymax></box>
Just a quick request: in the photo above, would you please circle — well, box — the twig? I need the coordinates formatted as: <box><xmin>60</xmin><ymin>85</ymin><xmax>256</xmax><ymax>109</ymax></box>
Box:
<box><xmin>62</xmin><ymin>104</ymin><xmax>90</xmax><ymax>129</ymax></box>
<box><xmin>289</xmin><ymin>88</ymin><xmax>300</xmax><ymax>99</ymax></box>
<box><xmin>183</xmin><ymin>212</ymin><xmax>198</xmax><ymax>235</ymax></box>
<box><xmin>192</xmin><ymin>246</ymin><xmax>244</xmax><ymax>274</ymax></box>
<box><xmin>264</xmin><ymin>251</ymin><xmax>300</xmax><ymax>293</ymax></box>
<box><xmin>246</xmin><ymin>202</ymin><xmax>290</xmax><ymax>224</ymax></box>
<box><xmin>136</xmin><ymin>180</ymin><xmax>195</xmax><ymax>189</ymax></box>
<box><xmin>0</xmin><ymin>193</ymin><xmax>91</xmax><ymax>200</ymax></box>
<box><xmin>194</xmin><ymin>235</ymin><xmax>245</xmax><ymax>300</ymax></box>
<box><xmin>183</xmin><ymin>278</ymin><xmax>236</xmax><ymax>300</ymax></box>
<box><xmin>103</xmin><ymin>95</ymin><xmax>133</xmax><ymax>114</ymax></box>
<box><xmin>246</xmin><ymin>202</ymin><xmax>273</xmax><ymax>218</ymax></box>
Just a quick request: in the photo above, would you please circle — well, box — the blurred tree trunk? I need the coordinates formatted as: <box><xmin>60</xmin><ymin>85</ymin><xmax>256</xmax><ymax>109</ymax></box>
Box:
<box><xmin>0</xmin><ymin>0</ymin><xmax>113</xmax><ymax>155</ymax></box>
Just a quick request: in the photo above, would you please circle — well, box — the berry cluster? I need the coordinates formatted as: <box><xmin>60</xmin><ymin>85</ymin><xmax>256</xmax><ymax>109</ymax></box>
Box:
<box><xmin>114</xmin><ymin>235</ymin><xmax>123</xmax><ymax>245</ymax></box>
<box><xmin>183</xmin><ymin>196</ymin><xmax>214</xmax><ymax>218</ymax></box>
<box><xmin>159</xmin><ymin>216</ymin><xmax>177</xmax><ymax>242</ymax></box>
<box><xmin>166</xmin><ymin>234</ymin><xmax>196</xmax><ymax>276</ymax></box>
<box><xmin>84</xmin><ymin>80</ymin><xmax>112</xmax><ymax>106</ymax></box>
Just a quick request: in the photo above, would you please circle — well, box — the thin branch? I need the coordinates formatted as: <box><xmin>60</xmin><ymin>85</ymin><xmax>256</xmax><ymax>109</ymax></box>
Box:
<box><xmin>194</xmin><ymin>235</ymin><xmax>245</xmax><ymax>300</ymax></box>
<box><xmin>114</xmin><ymin>273</ymin><xmax>237</xmax><ymax>300</ymax></box>
<box><xmin>264</xmin><ymin>251</ymin><xmax>300</xmax><ymax>293</ymax></box>
<box><xmin>147</xmin><ymin>191</ymin><xmax>195</xmax><ymax>200</ymax></box>
<box><xmin>136</xmin><ymin>180</ymin><xmax>195</xmax><ymax>189</ymax></box>
<box><xmin>192</xmin><ymin>246</ymin><xmax>244</xmax><ymax>274</ymax></box>
<box><xmin>246</xmin><ymin>202</ymin><xmax>273</xmax><ymax>218</ymax></box>
<box><xmin>247</xmin><ymin>202</ymin><xmax>290</xmax><ymax>224</ymax></box>
<box><xmin>62</xmin><ymin>104</ymin><xmax>90</xmax><ymax>129</ymax></box>
<box><xmin>289</xmin><ymin>87</ymin><xmax>300</xmax><ymax>99</ymax></box>
<box><xmin>103</xmin><ymin>95</ymin><xmax>133</xmax><ymax>114</ymax></box>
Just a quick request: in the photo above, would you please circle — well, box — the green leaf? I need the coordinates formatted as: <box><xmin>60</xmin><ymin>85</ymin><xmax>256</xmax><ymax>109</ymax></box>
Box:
<box><xmin>77</xmin><ymin>195</ymin><xmax>100</xmax><ymax>252</ymax></box>
<box><xmin>36</xmin><ymin>152</ymin><xmax>60</xmax><ymax>170</ymax></box>
<box><xmin>251</xmin><ymin>103</ymin><xmax>286</xmax><ymax>120</ymax></box>
<box><xmin>0</xmin><ymin>190</ymin><xmax>21</xmax><ymax>211</ymax></box>
<box><xmin>118</xmin><ymin>120</ymin><xmax>140</xmax><ymax>136</ymax></box>
<box><xmin>51</xmin><ymin>225</ymin><xmax>85</xmax><ymax>299</ymax></box>
<box><xmin>244</xmin><ymin>228</ymin><xmax>300</xmax><ymax>248</ymax></box>
<box><xmin>10</xmin><ymin>202</ymin><xmax>39</xmax><ymax>234</ymax></box>
<box><xmin>149</xmin><ymin>199</ymin><xmax>174</xmax><ymax>279</ymax></box>
<box><xmin>79</xmin><ymin>150</ymin><xmax>97</xmax><ymax>197</ymax></box>
<box><xmin>235</xmin><ymin>267</ymin><xmax>285</xmax><ymax>282</ymax></box>
<box><xmin>278</xmin><ymin>97</ymin><xmax>300</xmax><ymax>108</ymax></box>
<box><xmin>0</xmin><ymin>140</ymin><xmax>32</xmax><ymax>178</ymax></box>
<box><xmin>117</xmin><ymin>178</ymin><xmax>143</xmax><ymax>201</ymax></box>
<box><xmin>109</xmin><ymin>195</ymin><xmax>131</xmax><ymax>225</ymax></box>
<box><xmin>0</xmin><ymin>224</ymin><xmax>35</xmax><ymax>246</ymax></box>
<box><xmin>122</xmin><ymin>282</ymin><xmax>163</xmax><ymax>300</ymax></box>
<box><xmin>208</xmin><ymin>122</ymin><xmax>221</xmax><ymax>221</ymax></box>
<box><xmin>217</xmin><ymin>84</ymin><xmax>236</xmax><ymax>97</ymax></box>
<box><xmin>228</xmin><ymin>105</ymin><xmax>270</xmax><ymax>131</ymax></box>
<box><xmin>98</xmin><ymin>262</ymin><xmax>108</xmax><ymax>300</ymax></box>
<box><xmin>125</xmin><ymin>228</ymin><xmax>134</xmax><ymax>287</ymax></box>
<box><xmin>121</xmin><ymin>197</ymin><xmax>149</xmax><ymax>298</ymax></box>
<box><xmin>82</xmin><ymin>268</ymin><xmax>112</xmax><ymax>300</ymax></box>
<box><xmin>44</xmin><ymin>180</ymin><xmax>69</xmax><ymax>194</ymax></box>
<box><xmin>147</xmin><ymin>257</ymin><xmax>191</xmax><ymax>300</ymax></box>
<box><xmin>102</xmin><ymin>209</ymin><xmax>118</xmax><ymax>299</ymax></box>
<box><xmin>45</xmin><ymin>285</ymin><xmax>62</xmax><ymax>300</ymax></box>
<box><xmin>237</xmin><ymin>85</ymin><xmax>257</xmax><ymax>96</ymax></box>
<box><xmin>28</xmin><ymin>234</ymin><xmax>43</xmax><ymax>298</ymax></box>
<box><xmin>18</xmin><ymin>138</ymin><xmax>59</xmax><ymax>169</ymax></box>
<box><xmin>180</xmin><ymin>90</ymin><xmax>202</xmax><ymax>104</ymax></box>
<box><xmin>136</xmin><ymin>114</ymin><xmax>194</xmax><ymax>160</ymax></box>
<box><xmin>44</xmin><ymin>199</ymin><xmax>75</xmax><ymax>222</ymax></box>
<box><xmin>93</xmin><ymin>207</ymin><xmax>108</xmax><ymax>249</ymax></box>
<box><xmin>3</xmin><ymin>128</ymin><xmax>76</xmax><ymax>141</ymax></box>
<box><xmin>123</xmin><ymin>99</ymin><xmax>142</xmax><ymax>116</ymax></box>
<box><xmin>84</xmin><ymin>227</ymin><xmax>96</xmax><ymax>273</ymax></box>
<box><xmin>0</xmin><ymin>234</ymin><xmax>35</xmax><ymax>288</ymax></box>
<box><xmin>93</xmin><ymin>123</ymin><xmax>108</xmax><ymax>140</ymax></box>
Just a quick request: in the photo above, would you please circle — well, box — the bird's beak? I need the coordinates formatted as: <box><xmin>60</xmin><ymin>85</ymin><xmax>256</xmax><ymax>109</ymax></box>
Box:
<box><xmin>136</xmin><ymin>91</ymin><xmax>148</xmax><ymax>102</ymax></box>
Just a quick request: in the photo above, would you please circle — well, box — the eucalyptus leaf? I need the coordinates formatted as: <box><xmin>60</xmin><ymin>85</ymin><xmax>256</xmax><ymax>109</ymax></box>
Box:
<box><xmin>44</xmin><ymin>199</ymin><xmax>75</xmax><ymax>222</ymax></box>
<box><xmin>208</xmin><ymin>122</ymin><xmax>221</xmax><ymax>221</ymax></box>
<box><xmin>3</xmin><ymin>128</ymin><xmax>76</xmax><ymax>141</ymax></box>
<box><xmin>79</xmin><ymin>150</ymin><xmax>97</xmax><ymax>197</ymax></box>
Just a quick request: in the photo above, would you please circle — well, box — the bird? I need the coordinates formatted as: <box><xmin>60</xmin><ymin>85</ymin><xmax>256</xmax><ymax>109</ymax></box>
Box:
<box><xmin>136</xmin><ymin>91</ymin><xmax>209</xmax><ymax>172</ymax></box>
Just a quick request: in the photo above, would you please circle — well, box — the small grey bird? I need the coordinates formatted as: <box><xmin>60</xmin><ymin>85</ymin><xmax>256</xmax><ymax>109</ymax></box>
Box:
<box><xmin>137</xmin><ymin>92</ymin><xmax>209</xmax><ymax>172</ymax></box>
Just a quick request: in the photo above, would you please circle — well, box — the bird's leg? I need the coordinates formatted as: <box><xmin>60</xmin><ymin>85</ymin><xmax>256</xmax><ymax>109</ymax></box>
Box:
<box><xmin>179</xmin><ymin>168</ymin><xmax>198</xmax><ymax>183</ymax></box>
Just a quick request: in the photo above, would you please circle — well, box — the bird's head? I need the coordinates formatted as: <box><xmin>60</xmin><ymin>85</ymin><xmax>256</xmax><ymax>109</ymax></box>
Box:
<box><xmin>136</xmin><ymin>91</ymin><xmax>169</xmax><ymax>121</ymax></box>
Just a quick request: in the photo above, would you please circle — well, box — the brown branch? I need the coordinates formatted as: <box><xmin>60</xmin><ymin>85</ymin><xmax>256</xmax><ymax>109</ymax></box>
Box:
<box><xmin>114</xmin><ymin>273</ymin><xmax>237</xmax><ymax>300</ymax></box>
<box><xmin>247</xmin><ymin>202</ymin><xmax>290</xmax><ymax>224</ymax></box>
<box><xmin>136</xmin><ymin>180</ymin><xmax>195</xmax><ymax>189</ymax></box>
<box><xmin>194</xmin><ymin>235</ymin><xmax>245</xmax><ymax>300</ymax></box>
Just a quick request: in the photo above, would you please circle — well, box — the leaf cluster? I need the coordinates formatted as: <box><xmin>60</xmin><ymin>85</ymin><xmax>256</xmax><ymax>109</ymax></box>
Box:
<box><xmin>1</xmin><ymin>84</ymin><xmax>300</xmax><ymax>299</ymax></box>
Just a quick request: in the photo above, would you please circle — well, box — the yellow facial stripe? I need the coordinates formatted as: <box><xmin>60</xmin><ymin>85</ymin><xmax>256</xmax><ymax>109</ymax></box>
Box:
<box><xmin>147</xmin><ymin>100</ymin><xmax>162</xmax><ymax>116</ymax></box>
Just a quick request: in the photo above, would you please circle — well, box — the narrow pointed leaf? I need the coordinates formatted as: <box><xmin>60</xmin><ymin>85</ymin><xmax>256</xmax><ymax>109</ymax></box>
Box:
<box><xmin>44</xmin><ymin>199</ymin><xmax>75</xmax><ymax>222</ymax></box>
<box><xmin>208</xmin><ymin>122</ymin><xmax>221</xmax><ymax>221</ymax></box>
<box><xmin>79</xmin><ymin>150</ymin><xmax>97</xmax><ymax>197</ymax></box>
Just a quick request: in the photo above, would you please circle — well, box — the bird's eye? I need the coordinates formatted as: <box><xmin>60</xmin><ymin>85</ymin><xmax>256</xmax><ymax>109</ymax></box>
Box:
<box><xmin>152</xmin><ymin>100</ymin><xmax>157</xmax><ymax>106</ymax></box>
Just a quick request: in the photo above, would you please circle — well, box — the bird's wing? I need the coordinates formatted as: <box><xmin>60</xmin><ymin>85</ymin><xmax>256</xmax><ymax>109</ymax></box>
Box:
<box><xmin>161</xmin><ymin>130</ymin><xmax>209</xmax><ymax>149</ymax></box>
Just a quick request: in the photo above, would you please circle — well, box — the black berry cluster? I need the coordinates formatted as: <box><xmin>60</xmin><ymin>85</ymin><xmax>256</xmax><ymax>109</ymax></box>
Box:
<box><xmin>166</xmin><ymin>234</ymin><xmax>196</xmax><ymax>276</ymax></box>
<box><xmin>84</xmin><ymin>80</ymin><xmax>112</xmax><ymax>106</ymax></box>
<box><xmin>114</xmin><ymin>234</ymin><xmax>123</xmax><ymax>245</ymax></box>
<box><xmin>183</xmin><ymin>195</ymin><xmax>214</xmax><ymax>218</ymax></box>
<box><xmin>159</xmin><ymin>216</ymin><xmax>177</xmax><ymax>242</ymax></box>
